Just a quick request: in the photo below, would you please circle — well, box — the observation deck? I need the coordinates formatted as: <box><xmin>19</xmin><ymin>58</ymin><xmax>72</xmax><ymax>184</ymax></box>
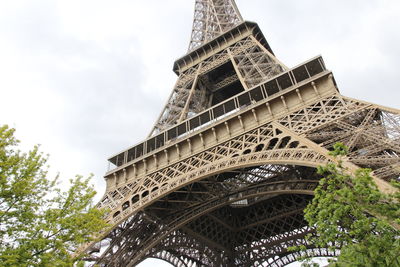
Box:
<box><xmin>107</xmin><ymin>56</ymin><xmax>331</xmax><ymax>174</ymax></box>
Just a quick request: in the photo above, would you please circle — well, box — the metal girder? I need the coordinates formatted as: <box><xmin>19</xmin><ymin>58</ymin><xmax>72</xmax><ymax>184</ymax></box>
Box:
<box><xmin>149</xmin><ymin>33</ymin><xmax>285</xmax><ymax>136</ymax></box>
<box><xmin>80</xmin><ymin>1</ymin><xmax>400</xmax><ymax>266</ymax></box>
<box><xmin>86</xmin><ymin>88</ymin><xmax>399</xmax><ymax>266</ymax></box>
<box><xmin>188</xmin><ymin>0</ymin><xmax>243</xmax><ymax>52</ymax></box>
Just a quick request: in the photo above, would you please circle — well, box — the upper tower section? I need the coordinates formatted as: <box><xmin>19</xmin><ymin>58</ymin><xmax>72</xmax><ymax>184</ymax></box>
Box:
<box><xmin>147</xmin><ymin>0</ymin><xmax>286</xmax><ymax>136</ymax></box>
<box><xmin>188</xmin><ymin>0</ymin><xmax>243</xmax><ymax>51</ymax></box>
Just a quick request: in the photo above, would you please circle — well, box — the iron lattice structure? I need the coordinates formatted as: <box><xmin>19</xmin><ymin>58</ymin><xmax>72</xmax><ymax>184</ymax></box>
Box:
<box><xmin>82</xmin><ymin>1</ymin><xmax>400</xmax><ymax>266</ymax></box>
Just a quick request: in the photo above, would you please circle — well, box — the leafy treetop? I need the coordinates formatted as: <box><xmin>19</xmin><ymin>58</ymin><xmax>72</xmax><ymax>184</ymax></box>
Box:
<box><xmin>297</xmin><ymin>143</ymin><xmax>400</xmax><ymax>267</ymax></box>
<box><xmin>0</xmin><ymin>125</ymin><xmax>108</xmax><ymax>267</ymax></box>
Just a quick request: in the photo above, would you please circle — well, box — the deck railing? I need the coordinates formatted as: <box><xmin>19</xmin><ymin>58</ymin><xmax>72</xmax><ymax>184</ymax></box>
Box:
<box><xmin>108</xmin><ymin>56</ymin><xmax>327</xmax><ymax>169</ymax></box>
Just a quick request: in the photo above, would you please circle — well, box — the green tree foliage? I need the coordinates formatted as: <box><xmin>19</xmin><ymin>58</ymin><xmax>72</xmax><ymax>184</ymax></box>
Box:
<box><xmin>302</xmin><ymin>143</ymin><xmax>400</xmax><ymax>266</ymax></box>
<box><xmin>0</xmin><ymin>125</ymin><xmax>108</xmax><ymax>267</ymax></box>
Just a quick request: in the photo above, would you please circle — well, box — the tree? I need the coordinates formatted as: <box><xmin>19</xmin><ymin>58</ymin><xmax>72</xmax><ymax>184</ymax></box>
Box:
<box><xmin>0</xmin><ymin>125</ymin><xmax>108</xmax><ymax>267</ymax></box>
<box><xmin>298</xmin><ymin>143</ymin><xmax>400</xmax><ymax>266</ymax></box>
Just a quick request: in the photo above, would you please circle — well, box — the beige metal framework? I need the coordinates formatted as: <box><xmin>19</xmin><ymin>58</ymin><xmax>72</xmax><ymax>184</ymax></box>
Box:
<box><xmin>82</xmin><ymin>1</ymin><xmax>400</xmax><ymax>266</ymax></box>
<box><xmin>188</xmin><ymin>0</ymin><xmax>243</xmax><ymax>51</ymax></box>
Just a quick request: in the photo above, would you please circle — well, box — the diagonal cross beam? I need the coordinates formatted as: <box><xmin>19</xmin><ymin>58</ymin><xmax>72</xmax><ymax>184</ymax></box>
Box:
<box><xmin>188</xmin><ymin>0</ymin><xmax>243</xmax><ymax>51</ymax></box>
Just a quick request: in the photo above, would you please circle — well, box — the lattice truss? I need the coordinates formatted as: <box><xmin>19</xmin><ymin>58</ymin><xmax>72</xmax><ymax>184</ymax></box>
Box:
<box><xmin>151</xmin><ymin>36</ymin><xmax>285</xmax><ymax>135</ymax></box>
<box><xmin>188</xmin><ymin>0</ymin><xmax>243</xmax><ymax>51</ymax></box>
<box><xmin>86</xmin><ymin>93</ymin><xmax>399</xmax><ymax>266</ymax></box>
<box><xmin>91</xmin><ymin>166</ymin><xmax>326</xmax><ymax>267</ymax></box>
<box><xmin>279</xmin><ymin>98</ymin><xmax>400</xmax><ymax>182</ymax></box>
<box><xmin>83</xmin><ymin>0</ymin><xmax>400</xmax><ymax>265</ymax></box>
<box><xmin>90</xmin><ymin>166</ymin><xmax>337</xmax><ymax>266</ymax></box>
<box><xmin>230</xmin><ymin>38</ymin><xmax>283</xmax><ymax>89</ymax></box>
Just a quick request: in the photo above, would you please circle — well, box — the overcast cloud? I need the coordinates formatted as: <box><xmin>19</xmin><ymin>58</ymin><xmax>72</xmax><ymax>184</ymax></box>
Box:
<box><xmin>0</xmin><ymin>1</ymin><xmax>399</xmax><ymax>266</ymax></box>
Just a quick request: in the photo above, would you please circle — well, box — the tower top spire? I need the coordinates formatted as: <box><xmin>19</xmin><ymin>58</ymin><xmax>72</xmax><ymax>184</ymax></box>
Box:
<box><xmin>188</xmin><ymin>0</ymin><xmax>243</xmax><ymax>51</ymax></box>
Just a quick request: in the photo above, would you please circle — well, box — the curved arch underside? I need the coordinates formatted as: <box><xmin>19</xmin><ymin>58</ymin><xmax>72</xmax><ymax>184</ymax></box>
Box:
<box><xmin>93</xmin><ymin>165</ymin><xmax>331</xmax><ymax>266</ymax></box>
<box><xmin>88</xmin><ymin>98</ymin><xmax>400</xmax><ymax>266</ymax></box>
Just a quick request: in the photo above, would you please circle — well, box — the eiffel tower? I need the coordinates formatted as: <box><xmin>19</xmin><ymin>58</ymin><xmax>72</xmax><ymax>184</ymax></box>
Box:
<box><xmin>83</xmin><ymin>1</ymin><xmax>400</xmax><ymax>266</ymax></box>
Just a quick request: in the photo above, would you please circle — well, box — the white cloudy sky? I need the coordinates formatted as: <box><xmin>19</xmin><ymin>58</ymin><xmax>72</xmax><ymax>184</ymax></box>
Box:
<box><xmin>1</xmin><ymin>0</ymin><xmax>399</xmax><ymax>266</ymax></box>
